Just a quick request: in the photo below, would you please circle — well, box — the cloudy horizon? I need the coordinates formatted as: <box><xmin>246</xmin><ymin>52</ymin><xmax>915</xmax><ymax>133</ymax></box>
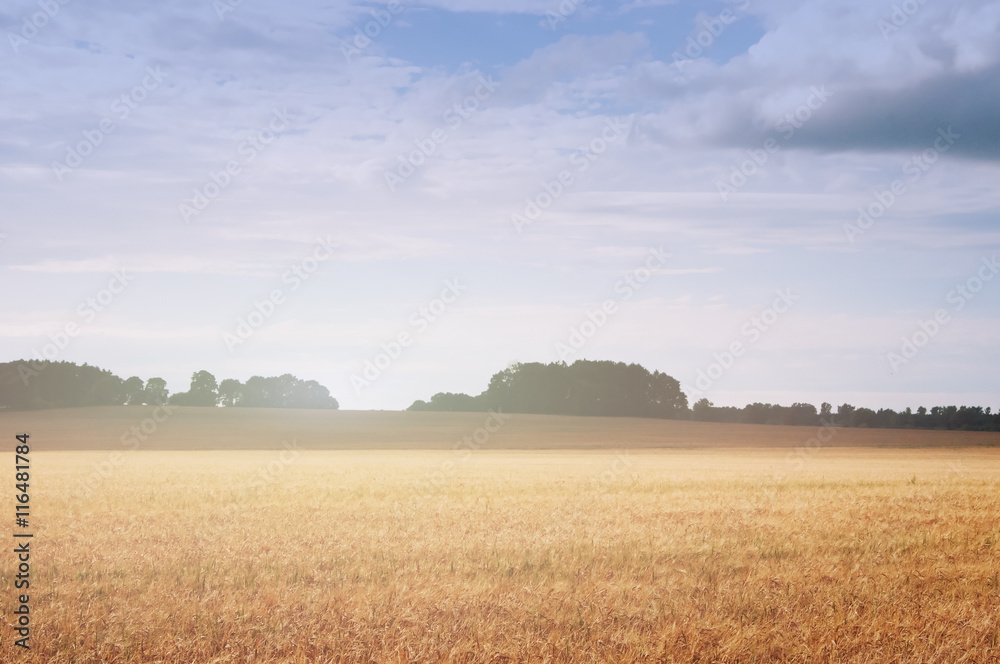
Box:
<box><xmin>2</xmin><ymin>0</ymin><xmax>999</xmax><ymax>411</ymax></box>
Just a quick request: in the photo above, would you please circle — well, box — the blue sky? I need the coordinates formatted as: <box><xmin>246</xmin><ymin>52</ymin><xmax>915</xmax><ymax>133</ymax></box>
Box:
<box><xmin>1</xmin><ymin>0</ymin><xmax>999</xmax><ymax>411</ymax></box>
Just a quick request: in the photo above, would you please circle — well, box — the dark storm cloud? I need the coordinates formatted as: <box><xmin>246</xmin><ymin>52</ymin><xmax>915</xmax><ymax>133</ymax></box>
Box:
<box><xmin>786</xmin><ymin>64</ymin><xmax>1000</xmax><ymax>160</ymax></box>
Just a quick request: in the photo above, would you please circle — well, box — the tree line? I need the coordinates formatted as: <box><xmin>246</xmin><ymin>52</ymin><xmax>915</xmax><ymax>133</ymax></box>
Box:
<box><xmin>690</xmin><ymin>398</ymin><xmax>998</xmax><ymax>431</ymax></box>
<box><xmin>169</xmin><ymin>370</ymin><xmax>338</xmax><ymax>409</ymax></box>
<box><xmin>409</xmin><ymin>360</ymin><xmax>690</xmax><ymax>418</ymax></box>
<box><xmin>0</xmin><ymin>361</ymin><xmax>338</xmax><ymax>410</ymax></box>
<box><xmin>3</xmin><ymin>358</ymin><xmax>997</xmax><ymax>431</ymax></box>
<box><xmin>409</xmin><ymin>360</ymin><xmax>1000</xmax><ymax>432</ymax></box>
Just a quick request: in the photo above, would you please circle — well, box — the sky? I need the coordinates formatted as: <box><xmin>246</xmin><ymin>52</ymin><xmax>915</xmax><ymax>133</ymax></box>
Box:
<box><xmin>1</xmin><ymin>0</ymin><xmax>998</xmax><ymax>412</ymax></box>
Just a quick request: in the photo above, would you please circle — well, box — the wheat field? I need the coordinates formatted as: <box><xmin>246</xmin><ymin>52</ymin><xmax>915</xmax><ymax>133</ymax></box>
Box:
<box><xmin>2</xmin><ymin>445</ymin><xmax>998</xmax><ymax>663</ymax></box>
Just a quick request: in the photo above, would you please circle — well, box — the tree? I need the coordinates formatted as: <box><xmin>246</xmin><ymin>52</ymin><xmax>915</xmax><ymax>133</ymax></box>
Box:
<box><xmin>237</xmin><ymin>374</ymin><xmax>338</xmax><ymax>409</ymax></box>
<box><xmin>648</xmin><ymin>370</ymin><xmax>688</xmax><ymax>418</ymax></box>
<box><xmin>122</xmin><ymin>377</ymin><xmax>145</xmax><ymax>405</ymax></box>
<box><xmin>416</xmin><ymin>360</ymin><xmax>687</xmax><ymax>419</ymax></box>
<box><xmin>0</xmin><ymin>361</ymin><xmax>125</xmax><ymax>409</ymax></box>
<box><xmin>837</xmin><ymin>403</ymin><xmax>855</xmax><ymax>426</ymax></box>
<box><xmin>144</xmin><ymin>377</ymin><xmax>169</xmax><ymax>405</ymax></box>
<box><xmin>217</xmin><ymin>379</ymin><xmax>243</xmax><ymax>407</ymax></box>
<box><xmin>692</xmin><ymin>398</ymin><xmax>715</xmax><ymax>421</ymax></box>
<box><xmin>287</xmin><ymin>379</ymin><xmax>338</xmax><ymax>409</ymax></box>
<box><xmin>240</xmin><ymin>376</ymin><xmax>278</xmax><ymax>407</ymax></box>
<box><xmin>786</xmin><ymin>403</ymin><xmax>819</xmax><ymax>426</ymax></box>
<box><xmin>852</xmin><ymin>407</ymin><xmax>877</xmax><ymax>428</ymax></box>
<box><xmin>170</xmin><ymin>371</ymin><xmax>218</xmax><ymax>407</ymax></box>
<box><xmin>188</xmin><ymin>370</ymin><xmax>218</xmax><ymax>407</ymax></box>
<box><xmin>742</xmin><ymin>402</ymin><xmax>772</xmax><ymax>425</ymax></box>
<box><xmin>0</xmin><ymin>362</ymin><xmax>342</xmax><ymax>411</ymax></box>
<box><xmin>417</xmin><ymin>392</ymin><xmax>482</xmax><ymax>412</ymax></box>
<box><xmin>83</xmin><ymin>366</ymin><xmax>124</xmax><ymax>407</ymax></box>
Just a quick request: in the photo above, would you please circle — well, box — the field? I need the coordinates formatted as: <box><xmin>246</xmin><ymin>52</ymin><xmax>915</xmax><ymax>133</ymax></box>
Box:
<box><xmin>4</xmin><ymin>406</ymin><xmax>1000</xmax><ymax>451</ymax></box>
<box><xmin>1</xmin><ymin>409</ymin><xmax>999</xmax><ymax>662</ymax></box>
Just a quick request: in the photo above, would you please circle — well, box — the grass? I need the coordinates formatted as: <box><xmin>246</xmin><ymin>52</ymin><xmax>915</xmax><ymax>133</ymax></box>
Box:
<box><xmin>2</xmin><ymin>445</ymin><xmax>999</xmax><ymax>663</ymax></box>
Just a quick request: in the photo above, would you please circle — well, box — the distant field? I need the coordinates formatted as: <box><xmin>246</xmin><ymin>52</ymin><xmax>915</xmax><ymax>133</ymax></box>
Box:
<box><xmin>2</xmin><ymin>449</ymin><xmax>998</xmax><ymax>663</ymax></box>
<box><xmin>2</xmin><ymin>406</ymin><xmax>999</xmax><ymax>450</ymax></box>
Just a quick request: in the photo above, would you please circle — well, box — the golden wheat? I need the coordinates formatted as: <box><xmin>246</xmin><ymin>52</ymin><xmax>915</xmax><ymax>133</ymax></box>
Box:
<box><xmin>2</xmin><ymin>447</ymin><xmax>998</xmax><ymax>663</ymax></box>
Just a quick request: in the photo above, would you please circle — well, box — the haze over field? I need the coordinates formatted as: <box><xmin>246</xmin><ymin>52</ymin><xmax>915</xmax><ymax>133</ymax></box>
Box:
<box><xmin>6</xmin><ymin>406</ymin><xmax>1000</xmax><ymax>451</ymax></box>
<box><xmin>2</xmin><ymin>0</ymin><xmax>999</xmax><ymax>411</ymax></box>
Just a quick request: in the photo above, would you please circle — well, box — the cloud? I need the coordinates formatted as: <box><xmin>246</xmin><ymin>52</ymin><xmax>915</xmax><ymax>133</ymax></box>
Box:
<box><xmin>414</xmin><ymin>0</ymin><xmax>583</xmax><ymax>15</ymax></box>
<box><xmin>651</xmin><ymin>267</ymin><xmax>724</xmax><ymax>275</ymax></box>
<box><xmin>784</xmin><ymin>65</ymin><xmax>1000</xmax><ymax>159</ymax></box>
<box><xmin>501</xmin><ymin>31</ymin><xmax>649</xmax><ymax>103</ymax></box>
<box><xmin>612</xmin><ymin>0</ymin><xmax>1000</xmax><ymax>162</ymax></box>
<box><xmin>0</xmin><ymin>0</ymin><xmax>998</xmax><ymax>410</ymax></box>
<box><xmin>6</xmin><ymin>257</ymin><xmax>274</xmax><ymax>275</ymax></box>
